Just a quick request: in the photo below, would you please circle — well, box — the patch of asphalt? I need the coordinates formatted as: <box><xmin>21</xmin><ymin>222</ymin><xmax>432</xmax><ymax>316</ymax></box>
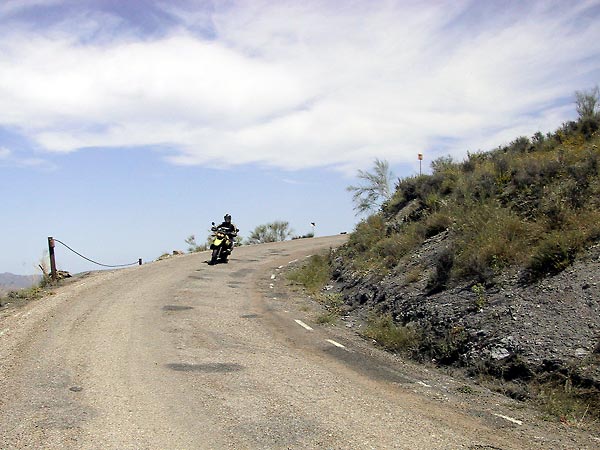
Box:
<box><xmin>321</xmin><ymin>345</ymin><xmax>413</xmax><ymax>385</ymax></box>
<box><xmin>162</xmin><ymin>305</ymin><xmax>194</xmax><ymax>311</ymax></box>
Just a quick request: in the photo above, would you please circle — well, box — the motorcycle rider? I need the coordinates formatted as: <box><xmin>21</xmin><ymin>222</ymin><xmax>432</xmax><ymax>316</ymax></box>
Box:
<box><xmin>213</xmin><ymin>214</ymin><xmax>239</xmax><ymax>254</ymax></box>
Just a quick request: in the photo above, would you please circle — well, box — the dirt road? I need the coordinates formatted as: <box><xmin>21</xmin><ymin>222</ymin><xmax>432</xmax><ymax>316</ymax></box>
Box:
<box><xmin>1</xmin><ymin>236</ymin><xmax>597</xmax><ymax>449</ymax></box>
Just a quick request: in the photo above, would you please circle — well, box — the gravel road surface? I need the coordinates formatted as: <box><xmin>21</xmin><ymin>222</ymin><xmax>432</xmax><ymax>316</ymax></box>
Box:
<box><xmin>1</xmin><ymin>236</ymin><xmax>597</xmax><ymax>449</ymax></box>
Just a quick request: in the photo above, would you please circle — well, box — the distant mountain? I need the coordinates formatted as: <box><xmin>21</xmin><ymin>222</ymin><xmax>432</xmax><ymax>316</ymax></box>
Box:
<box><xmin>0</xmin><ymin>273</ymin><xmax>41</xmax><ymax>294</ymax></box>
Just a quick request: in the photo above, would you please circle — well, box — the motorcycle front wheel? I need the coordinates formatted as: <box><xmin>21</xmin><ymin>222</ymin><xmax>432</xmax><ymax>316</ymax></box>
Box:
<box><xmin>210</xmin><ymin>247</ymin><xmax>220</xmax><ymax>265</ymax></box>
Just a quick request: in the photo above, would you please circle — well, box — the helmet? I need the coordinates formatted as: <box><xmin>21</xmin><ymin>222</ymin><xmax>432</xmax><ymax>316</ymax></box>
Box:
<box><xmin>224</xmin><ymin>214</ymin><xmax>232</xmax><ymax>223</ymax></box>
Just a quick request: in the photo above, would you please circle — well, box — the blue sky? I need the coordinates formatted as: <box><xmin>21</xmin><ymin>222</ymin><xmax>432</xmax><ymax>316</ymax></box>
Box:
<box><xmin>1</xmin><ymin>0</ymin><xmax>599</xmax><ymax>275</ymax></box>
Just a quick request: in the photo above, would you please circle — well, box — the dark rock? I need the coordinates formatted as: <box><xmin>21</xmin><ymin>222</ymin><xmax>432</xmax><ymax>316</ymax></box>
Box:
<box><xmin>332</xmin><ymin>232</ymin><xmax>600</xmax><ymax>392</ymax></box>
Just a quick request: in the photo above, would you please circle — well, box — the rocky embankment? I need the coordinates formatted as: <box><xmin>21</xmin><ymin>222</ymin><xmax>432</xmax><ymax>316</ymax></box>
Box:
<box><xmin>332</xmin><ymin>231</ymin><xmax>600</xmax><ymax>399</ymax></box>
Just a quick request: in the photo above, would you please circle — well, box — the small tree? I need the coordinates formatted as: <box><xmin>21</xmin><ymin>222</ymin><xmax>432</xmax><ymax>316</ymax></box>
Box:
<box><xmin>247</xmin><ymin>221</ymin><xmax>293</xmax><ymax>244</ymax></box>
<box><xmin>185</xmin><ymin>235</ymin><xmax>205</xmax><ymax>253</ymax></box>
<box><xmin>575</xmin><ymin>86</ymin><xmax>599</xmax><ymax>120</ymax></box>
<box><xmin>347</xmin><ymin>158</ymin><xmax>394</xmax><ymax>215</ymax></box>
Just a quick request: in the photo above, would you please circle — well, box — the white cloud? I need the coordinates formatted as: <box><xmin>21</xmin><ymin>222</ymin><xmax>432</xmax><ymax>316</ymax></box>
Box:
<box><xmin>0</xmin><ymin>147</ymin><xmax>11</xmax><ymax>158</ymax></box>
<box><xmin>0</xmin><ymin>0</ymin><xmax>599</xmax><ymax>173</ymax></box>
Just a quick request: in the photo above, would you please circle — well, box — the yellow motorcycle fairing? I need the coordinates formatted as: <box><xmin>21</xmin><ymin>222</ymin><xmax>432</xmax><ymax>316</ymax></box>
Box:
<box><xmin>212</xmin><ymin>231</ymin><xmax>229</xmax><ymax>248</ymax></box>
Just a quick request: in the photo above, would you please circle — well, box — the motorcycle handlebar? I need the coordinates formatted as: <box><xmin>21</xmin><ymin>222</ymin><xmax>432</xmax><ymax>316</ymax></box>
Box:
<box><xmin>211</xmin><ymin>226</ymin><xmax>237</xmax><ymax>236</ymax></box>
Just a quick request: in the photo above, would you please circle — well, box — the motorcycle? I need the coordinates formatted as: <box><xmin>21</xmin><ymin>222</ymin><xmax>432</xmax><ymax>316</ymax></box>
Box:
<box><xmin>208</xmin><ymin>222</ymin><xmax>235</xmax><ymax>265</ymax></box>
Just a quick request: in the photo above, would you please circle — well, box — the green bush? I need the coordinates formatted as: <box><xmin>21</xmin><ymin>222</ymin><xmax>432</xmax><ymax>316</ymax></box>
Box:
<box><xmin>376</xmin><ymin>225</ymin><xmax>425</xmax><ymax>268</ymax></box>
<box><xmin>526</xmin><ymin>232</ymin><xmax>580</xmax><ymax>280</ymax></box>
<box><xmin>341</xmin><ymin>216</ymin><xmax>428</xmax><ymax>274</ymax></box>
<box><xmin>247</xmin><ymin>221</ymin><xmax>293</xmax><ymax>244</ymax></box>
<box><xmin>362</xmin><ymin>314</ymin><xmax>420</xmax><ymax>353</ymax></box>
<box><xmin>345</xmin><ymin>215</ymin><xmax>386</xmax><ymax>254</ymax></box>
<box><xmin>579</xmin><ymin>116</ymin><xmax>599</xmax><ymax>139</ymax></box>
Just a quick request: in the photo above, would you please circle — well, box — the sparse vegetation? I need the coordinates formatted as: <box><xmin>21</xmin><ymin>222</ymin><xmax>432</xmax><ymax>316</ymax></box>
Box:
<box><xmin>292</xmin><ymin>231</ymin><xmax>315</xmax><ymax>240</ymax></box>
<box><xmin>533</xmin><ymin>377</ymin><xmax>600</xmax><ymax>423</ymax></box>
<box><xmin>185</xmin><ymin>234</ymin><xmax>207</xmax><ymax>253</ymax></box>
<box><xmin>317</xmin><ymin>292</ymin><xmax>344</xmax><ymax>324</ymax></box>
<box><xmin>404</xmin><ymin>265</ymin><xmax>422</xmax><ymax>284</ymax></box>
<box><xmin>324</xmin><ymin>93</ymin><xmax>600</xmax><ymax>428</ymax></box>
<box><xmin>0</xmin><ymin>254</ymin><xmax>55</xmax><ymax>308</ymax></box>
<box><xmin>471</xmin><ymin>283</ymin><xmax>487</xmax><ymax>309</ymax></box>
<box><xmin>426</xmin><ymin>247</ymin><xmax>455</xmax><ymax>293</ymax></box>
<box><xmin>422</xmin><ymin>324</ymin><xmax>470</xmax><ymax>365</ymax></box>
<box><xmin>362</xmin><ymin>314</ymin><xmax>421</xmax><ymax>354</ymax></box>
<box><xmin>3</xmin><ymin>286</ymin><xmax>46</xmax><ymax>302</ymax></box>
<box><xmin>286</xmin><ymin>252</ymin><xmax>346</xmax><ymax>325</ymax></box>
<box><xmin>339</xmin><ymin>112</ymin><xmax>600</xmax><ymax>286</ymax></box>
<box><xmin>0</xmin><ymin>280</ymin><xmax>52</xmax><ymax>308</ymax></box>
<box><xmin>286</xmin><ymin>253</ymin><xmax>332</xmax><ymax>295</ymax></box>
<box><xmin>456</xmin><ymin>385</ymin><xmax>477</xmax><ymax>395</ymax></box>
<box><xmin>315</xmin><ymin>309</ymin><xmax>339</xmax><ymax>325</ymax></box>
<box><xmin>157</xmin><ymin>252</ymin><xmax>172</xmax><ymax>261</ymax></box>
<box><xmin>314</xmin><ymin>292</ymin><xmax>344</xmax><ymax>325</ymax></box>
<box><xmin>247</xmin><ymin>221</ymin><xmax>293</xmax><ymax>244</ymax></box>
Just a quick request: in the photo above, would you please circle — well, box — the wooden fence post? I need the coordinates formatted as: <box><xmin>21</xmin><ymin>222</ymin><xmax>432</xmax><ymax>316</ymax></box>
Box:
<box><xmin>48</xmin><ymin>237</ymin><xmax>57</xmax><ymax>280</ymax></box>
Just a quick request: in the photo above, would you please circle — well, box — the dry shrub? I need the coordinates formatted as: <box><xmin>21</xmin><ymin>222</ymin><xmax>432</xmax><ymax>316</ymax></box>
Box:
<box><xmin>426</xmin><ymin>247</ymin><xmax>455</xmax><ymax>293</ymax></box>
<box><xmin>287</xmin><ymin>253</ymin><xmax>332</xmax><ymax>295</ymax></box>
<box><xmin>453</xmin><ymin>204</ymin><xmax>535</xmax><ymax>282</ymax></box>
<box><xmin>424</xmin><ymin>212</ymin><xmax>452</xmax><ymax>237</ymax></box>
<box><xmin>532</xmin><ymin>377</ymin><xmax>600</xmax><ymax>423</ymax></box>
<box><xmin>363</xmin><ymin>314</ymin><xmax>421</xmax><ymax>353</ymax></box>
<box><xmin>345</xmin><ymin>214</ymin><xmax>386</xmax><ymax>254</ymax></box>
<box><xmin>527</xmin><ymin>208</ymin><xmax>600</xmax><ymax>280</ymax></box>
<box><xmin>404</xmin><ymin>265</ymin><xmax>423</xmax><ymax>284</ymax></box>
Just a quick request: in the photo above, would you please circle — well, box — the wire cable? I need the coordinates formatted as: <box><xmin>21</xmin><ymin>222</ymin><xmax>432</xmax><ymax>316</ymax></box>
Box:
<box><xmin>53</xmin><ymin>238</ymin><xmax>140</xmax><ymax>268</ymax></box>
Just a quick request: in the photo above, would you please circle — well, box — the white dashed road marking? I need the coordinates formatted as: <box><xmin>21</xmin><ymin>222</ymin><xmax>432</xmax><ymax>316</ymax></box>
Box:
<box><xmin>326</xmin><ymin>339</ymin><xmax>346</xmax><ymax>349</ymax></box>
<box><xmin>288</xmin><ymin>259</ymin><xmax>298</xmax><ymax>265</ymax></box>
<box><xmin>294</xmin><ymin>320</ymin><xmax>313</xmax><ymax>331</ymax></box>
<box><xmin>270</xmin><ymin>274</ymin><xmax>276</xmax><ymax>279</ymax></box>
<box><xmin>493</xmin><ymin>413</ymin><xmax>523</xmax><ymax>425</ymax></box>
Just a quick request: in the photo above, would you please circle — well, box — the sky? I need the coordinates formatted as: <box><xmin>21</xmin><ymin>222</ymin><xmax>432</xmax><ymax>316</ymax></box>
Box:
<box><xmin>1</xmin><ymin>0</ymin><xmax>599</xmax><ymax>275</ymax></box>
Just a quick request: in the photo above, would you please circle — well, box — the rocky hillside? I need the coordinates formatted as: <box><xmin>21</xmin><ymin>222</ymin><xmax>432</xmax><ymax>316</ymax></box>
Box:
<box><xmin>331</xmin><ymin>114</ymin><xmax>600</xmax><ymax>417</ymax></box>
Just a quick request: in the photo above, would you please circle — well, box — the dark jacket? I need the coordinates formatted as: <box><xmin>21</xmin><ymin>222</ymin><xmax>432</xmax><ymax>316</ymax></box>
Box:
<box><xmin>216</xmin><ymin>221</ymin><xmax>238</xmax><ymax>236</ymax></box>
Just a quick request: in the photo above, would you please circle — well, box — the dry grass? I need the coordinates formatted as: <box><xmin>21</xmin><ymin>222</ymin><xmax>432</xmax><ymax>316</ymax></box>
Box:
<box><xmin>362</xmin><ymin>314</ymin><xmax>421</xmax><ymax>354</ymax></box>
<box><xmin>342</xmin><ymin>119</ymin><xmax>600</xmax><ymax>287</ymax></box>
<box><xmin>286</xmin><ymin>253</ymin><xmax>332</xmax><ymax>295</ymax></box>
